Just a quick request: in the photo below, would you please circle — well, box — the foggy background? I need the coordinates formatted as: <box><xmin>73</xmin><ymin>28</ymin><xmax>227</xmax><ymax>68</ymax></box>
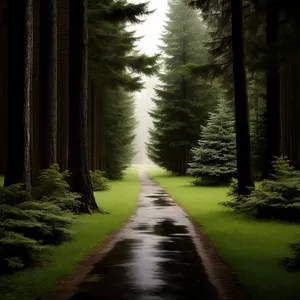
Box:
<box><xmin>129</xmin><ymin>0</ymin><xmax>168</xmax><ymax>165</ymax></box>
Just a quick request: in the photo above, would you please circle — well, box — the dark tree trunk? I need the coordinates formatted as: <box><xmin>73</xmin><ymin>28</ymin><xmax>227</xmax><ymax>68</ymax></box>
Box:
<box><xmin>87</xmin><ymin>77</ymin><xmax>93</xmax><ymax>171</ymax></box>
<box><xmin>39</xmin><ymin>0</ymin><xmax>57</xmax><ymax>169</ymax></box>
<box><xmin>265</xmin><ymin>0</ymin><xmax>280</xmax><ymax>177</ymax></box>
<box><xmin>68</xmin><ymin>0</ymin><xmax>102</xmax><ymax>213</ymax></box>
<box><xmin>87</xmin><ymin>78</ymin><xmax>98</xmax><ymax>171</ymax></box>
<box><xmin>0</xmin><ymin>0</ymin><xmax>8</xmax><ymax>175</ymax></box>
<box><xmin>31</xmin><ymin>0</ymin><xmax>40</xmax><ymax>183</ymax></box>
<box><xmin>230</xmin><ymin>0</ymin><xmax>254</xmax><ymax>195</ymax></box>
<box><xmin>91</xmin><ymin>79</ymin><xmax>97</xmax><ymax>171</ymax></box>
<box><xmin>280</xmin><ymin>58</ymin><xmax>300</xmax><ymax>169</ymax></box>
<box><xmin>57</xmin><ymin>0</ymin><xmax>69</xmax><ymax>171</ymax></box>
<box><xmin>5</xmin><ymin>0</ymin><xmax>33</xmax><ymax>193</ymax></box>
<box><xmin>96</xmin><ymin>83</ymin><xmax>106</xmax><ymax>171</ymax></box>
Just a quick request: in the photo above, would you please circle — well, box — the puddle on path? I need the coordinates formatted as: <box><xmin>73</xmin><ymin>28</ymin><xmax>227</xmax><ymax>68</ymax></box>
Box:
<box><xmin>70</xmin><ymin>170</ymin><xmax>219</xmax><ymax>300</ymax></box>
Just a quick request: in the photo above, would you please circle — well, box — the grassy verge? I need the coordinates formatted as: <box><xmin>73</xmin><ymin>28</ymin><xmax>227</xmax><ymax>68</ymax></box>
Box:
<box><xmin>145</xmin><ymin>166</ymin><xmax>300</xmax><ymax>300</ymax></box>
<box><xmin>0</xmin><ymin>167</ymin><xmax>140</xmax><ymax>300</ymax></box>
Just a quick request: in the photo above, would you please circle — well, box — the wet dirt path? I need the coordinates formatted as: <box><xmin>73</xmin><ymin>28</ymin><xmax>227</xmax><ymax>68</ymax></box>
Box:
<box><xmin>70</xmin><ymin>170</ymin><xmax>220</xmax><ymax>300</ymax></box>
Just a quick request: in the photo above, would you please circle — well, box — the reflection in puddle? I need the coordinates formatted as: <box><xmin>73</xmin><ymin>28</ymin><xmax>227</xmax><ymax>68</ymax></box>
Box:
<box><xmin>153</xmin><ymin>219</ymin><xmax>188</xmax><ymax>236</ymax></box>
<box><xmin>134</xmin><ymin>223</ymin><xmax>151</xmax><ymax>231</ymax></box>
<box><xmin>152</xmin><ymin>197</ymin><xmax>173</xmax><ymax>207</ymax></box>
<box><xmin>146</xmin><ymin>192</ymin><xmax>167</xmax><ymax>197</ymax></box>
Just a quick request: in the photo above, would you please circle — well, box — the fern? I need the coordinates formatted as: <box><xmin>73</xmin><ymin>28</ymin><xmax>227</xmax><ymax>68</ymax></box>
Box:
<box><xmin>18</xmin><ymin>201</ymin><xmax>75</xmax><ymax>245</ymax></box>
<box><xmin>0</xmin><ymin>165</ymin><xmax>77</xmax><ymax>273</ymax></box>
<box><xmin>0</xmin><ymin>230</ymin><xmax>43</xmax><ymax>273</ymax></box>
<box><xmin>283</xmin><ymin>235</ymin><xmax>300</xmax><ymax>272</ymax></box>
<box><xmin>90</xmin><ymin>170</ymin><xmax>110</xmax><ymax>191</ymax></box>
<box><xmin>32</xmin><ymin>164</ymin><xmax>80</xmax><ymax>211</ymax></box>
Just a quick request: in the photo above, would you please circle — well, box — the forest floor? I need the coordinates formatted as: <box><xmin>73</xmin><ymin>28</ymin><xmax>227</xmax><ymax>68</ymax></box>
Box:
<box><xmin>0</xmin><ymin>168</ymin><xmax>140</xmax><ymax>300</ymax></box>
<box><xmin>45</xmin><ymin>169</ymin><xmax>248</xmax><ymax>300</ymax></box>
<box><xmin>145</xmin><ymin>167</ymin><xmax>300</xmax><ymax>300</ymax></box>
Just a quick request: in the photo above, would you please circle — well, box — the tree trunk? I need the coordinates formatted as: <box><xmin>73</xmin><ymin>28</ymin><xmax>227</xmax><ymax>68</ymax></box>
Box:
<box><xmin>39</xmin><ymin>0</ymin><xmax>57</xmax><ymax>169</ymax></box>
<box><xmin>87</xmin><ymin>78</ymin><xmax>98</xmax><ymax>171</ymax></box>
<box><xmin>265</xmin><ymin>0</ymin><xmax>280</xmax><ymax>177</ymax></box>
<box><xmin>91</xmin><ymin>79</ymin><xmax>97</xmax><ymax>171</ymax></box>
<box><xmin>97</xmin><ymin>83</ymin><xmax>106</xmax><ymax>171</ymax></box>
<box><xmin>57</xmin><ymin>0</ymin><xmax>69</xmax><ymax>171</ymax></box>
<box><xmin>87</xmin><ymin>77</ymin><xmax>93</xmax><ymax>171</ymax></box>
<box><xmin>68</xmin><ymin>0</ymin><xmax>103</xmax><ymax>213</ymax></box>
<box><xmin>5</xmin><ymin>0</ymin><xmax>33</xmax><ymax>194</ymax></box>
<box><xmin>31</xmin><ymin>0</ymin><xmax>40</xmax><ymax>184</ymax></box>
<box><xmin>280</xmin><ymin>58</ymin><xmax>300</xmax><ymax>169</ymax></box>
<box><xmin>230</xmin><ymin>0</ymin><xmax>254</xmax><ymax>195</ymax></box>
<box><xmin>0</xmin><ymin>0</ymin><xmax>7</xmax><ymax>175</ymax></box>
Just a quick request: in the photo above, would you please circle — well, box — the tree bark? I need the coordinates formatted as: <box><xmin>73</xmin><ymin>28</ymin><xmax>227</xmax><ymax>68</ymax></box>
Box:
<box><xmin>39</xmin><ymin>0</ymin><xmax>57</xmax><ymax>169</ymax></box>
<box><xmin>31</xmin><ymin>0</ymin><xmax>40</xmax><ymax>184</ymax></box>
<box><xmin>91</xmin><ymin>79</ymin><xmax>97</xmax><ymax>171</ymax></box>
<box><xmin>5</xmin><ymin>0</ymin><xmax>33</xmax><ymax>193</ymax></box>
<box><xmin>87</xmin><ymin>77</ymin><xmax>93</xmax><ymax>171</ymax></box>
<box><xmin>87</xmin><ymin>78</ymin><xmax>98</xmax><ymax>171</ymax></box>
<box><xmin>99</xmin><ymin>86</ymin><xmax>106</xmax><ymax>172</ymax></box>
<box><xmin>57</xmin><ymin>0</ymin><xmax>69</xmax><ymax>171</ymax></box>
<box><xmin>280</xmin><ymin>58</ymin><xmax>300</xmax><ymax>169</ymax></box>
<box><xmin>96</xmin><ymin>83</ymin><xmax>105</xmax><ymax>171</ymax></box>
<box><xmin>0</xmin><ymin>0</ymin><xmax>7</xmax><ymax>175</ymax></box>
<box><xmin>68</xmin><ymin>0</ymin><xmax>102</xmax><ymax>213</ymax></box>
<box><xmin>265</xmin><ymin>0</ymin><xmax>280</xmax><ymax>177</ymax></box>
<box><xmin>230</xmin><ymin>0</ymin><xmax>254</xmax><ymax>195</ymax></box>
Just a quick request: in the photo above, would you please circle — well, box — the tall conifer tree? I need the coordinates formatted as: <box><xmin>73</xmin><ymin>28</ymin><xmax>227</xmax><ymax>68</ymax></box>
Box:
<box><xmin>87</xmin><ymin>0</ymin><xmax>158</xmax><ymax>179</ymax></box>
<box><xmin>147</xmin><ymin>0</ymin><xmax>217</xmax><ymax>175</ymax></box>
<box><xmin>188</xmin><ymin>98</ymin><xmax>236</xmax><ymax>185</ymax></box>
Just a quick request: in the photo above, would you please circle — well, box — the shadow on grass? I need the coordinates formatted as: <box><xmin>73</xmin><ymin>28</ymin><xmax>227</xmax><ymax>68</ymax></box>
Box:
<box><xmin>175</xmin><ymin>183</ymin><xmax>229</xmax><ymax>189</ymax></box>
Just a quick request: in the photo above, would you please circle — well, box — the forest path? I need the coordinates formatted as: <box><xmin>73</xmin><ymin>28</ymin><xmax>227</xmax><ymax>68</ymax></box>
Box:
<box><xmin>69</xmin><ymin>169</ymin><xmax>221</xmax><ymax>300</ymax></box>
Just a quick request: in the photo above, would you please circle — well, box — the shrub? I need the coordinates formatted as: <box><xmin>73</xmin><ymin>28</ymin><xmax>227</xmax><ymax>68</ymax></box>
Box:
<box><xmin>90</xmin><ymin>170</ymin><xmax>110</xmax><ymax>191</ymax></box>
<box><xmin>0</xmin><ymin>230</ymin><xmax>43</xmax><ymax>274</ymax></box>
<box><xmin>0</xmin><ymin>186</ymin><xmax>41</xmax><ymax>273</ymax></box>
<box><xmin>282</xmin><ymin>234</ymin><xmax>300</xmax><ymax>272</ymax></box>
<box><xmin>227</xmin><ymin>178</ymin><xmax>238</xmax><ymax>198</ymax></box>
<box><xmin>0</xmin><ymin>183</ymin><xmax>28</xmax><ymax>205</ymax></box>
<box><xmin>221</xmin><ymin>157</ymin><xmax>300</xmax><ymax>222</ymax></box>
<box><xmin>16</xmin><ymin>201</ymin><xmax>75</xmax><ymax>245</ymax></box>
<box><xmin>32</xmin><ymin>164</ymin><xmax>80</xmax><ymax>211</ymax></box>
<box><xmin>0</xmin><ymin>165</ymin><xmax>77</xmax><ymax>273</ymax></box>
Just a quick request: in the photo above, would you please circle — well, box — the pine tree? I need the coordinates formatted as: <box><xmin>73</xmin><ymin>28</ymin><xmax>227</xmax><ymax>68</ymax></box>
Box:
<box><xmin>187</xmin><ymin>0</ymin><xmax>254</xmax><ymax>193</ymax></box>
<box><xmin>104</xmin><ymin>88</ymin><xmax>137</xmax><ymax>180</ymax></box>
<box><xmin>188</xmin><ymin>98</ymin><xmax>236</xmax><ymax>185</ymax></box>
<box><xmin>87</xmin><ymin>0</ymin><xmax>158</xmax><ymax>179</ymax></box>
<box><xmin>147</xmin><ymin>0</ymin><xmax>217</xmax><ymax>176</ymax></box>
<box><xmin>88</xmin><ymin>0</ymin><xmax>157</xmax><ymax>91</ymax></box>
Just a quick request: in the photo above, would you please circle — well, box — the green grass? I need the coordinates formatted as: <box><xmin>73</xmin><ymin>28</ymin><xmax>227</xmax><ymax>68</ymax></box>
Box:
<box><xmin>0</xmin><ymin>168</ymin><xmax>140</xmax><ymax>300</ymax></box>
<box><xmin>0</xmin><ymin>176</ymin><xmax>3</xmax><ymax>186</ymax></box>
<box><xmin>145</xmin><ymin>166</ymin><xmax>300</xmax><ymax>300</ymax></box>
